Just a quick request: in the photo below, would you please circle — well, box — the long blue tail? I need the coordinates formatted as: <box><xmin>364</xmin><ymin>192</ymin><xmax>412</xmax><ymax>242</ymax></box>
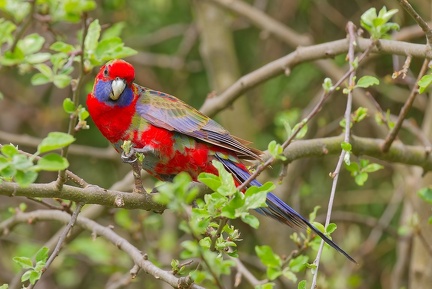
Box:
<box><xmin>215</xmin><ymin>155</ymin><xmax>356</xmax><ymax>263</ymax></box>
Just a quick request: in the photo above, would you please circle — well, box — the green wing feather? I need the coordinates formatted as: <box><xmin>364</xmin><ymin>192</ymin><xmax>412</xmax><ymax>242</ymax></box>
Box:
<box><xmin>135</xmin><ymin>86</ymin><xmax>261</xmax><ymax>161</ymax></box>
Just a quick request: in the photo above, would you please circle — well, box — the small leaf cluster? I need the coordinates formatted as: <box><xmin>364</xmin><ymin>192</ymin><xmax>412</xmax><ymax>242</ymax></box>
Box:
<box><xmin>417</xmin><ymin>187</ymin><xmax>432</xmax><ymax>224</ymax></box>
<box><xmin>84</xmin><ymin>20</ymin><xmax>137</xmax><ymax>71</ymax></box>
<box><xmin>340</xmin><ymin>107</ymin><xmax>368</xmax><ymax>130</ymax></box>
<box><xmin>343</xmin><ymin>75</ymin><xmax>380</xmax><ymax>95</ymax></box>
<box><xmin>375</xmin><ymin>109</ymin><xmax>395</xmax><ymax>130</ymax></box>
<box><xmin>155</xmin><ymin>161</ymin><xmax>274</xmax><ymax>284</ymax></box>
<box><xmin>345</xmin><ymin>159</ymin><xmax>383</xmax><ymax>186</ymax></box>
<box><xmin>63</xmin><ymin>98</ymin><xmax>90</xmax><ymax>130</ymax></box>
<box><xmin>13</xmin><ymin>246</ymin><xmax>49</xmax><ymax>286</ymax></box>
<box><xmin>267</xmin><ymin>140</ymin><xmax>287</xmax><ymax>161</ymax></box>
<box><xmin>360</xmin><ymin>6</ymin><xmax>400</xmax><ymax>39</ymax></box>
<box><xmin>197</xmin><ymin>161</ymin><xmax>272</xmax><ymax>229</ymax></box>
<box><xmin>0</xmin><ymin>132</ymin><xmax>75</xmax><ymax>187</ymax></box>
<box><xmin>0</xmin><ymin>0</ymin><xmax>136</xmax><ymax>90</ymax></box>
<box><xmin>255</xmin><ymin>245</ymin><xmax>308</xmax><ymax>285</ymax></box>
<box><xmin>0</xmin><ymin>0</ymin><xmax>95</xmax><ymax>88</ymax></box>
<box><xmin>274</xmin><ymin>111</ymin><xmax>308</xmax><ymax>141</ymax></box>
<box><xmin>418</xmin><ymin>74</ymin><xmax>432</xmax><ymax>94</ymax></box>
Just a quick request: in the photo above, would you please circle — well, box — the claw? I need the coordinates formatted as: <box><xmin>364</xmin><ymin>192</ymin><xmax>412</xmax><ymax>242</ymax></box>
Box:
<box><xmin>121</xmin><ymin>147</ymin><xmax>137</xmax><ymax>163</ymax></box>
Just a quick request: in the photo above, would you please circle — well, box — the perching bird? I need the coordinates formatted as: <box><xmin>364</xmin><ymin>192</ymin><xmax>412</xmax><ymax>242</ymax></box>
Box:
<box><xmin>87</xmin><ymin>59</ymin><xmax>355</xmax><ymax>263</ymax></box>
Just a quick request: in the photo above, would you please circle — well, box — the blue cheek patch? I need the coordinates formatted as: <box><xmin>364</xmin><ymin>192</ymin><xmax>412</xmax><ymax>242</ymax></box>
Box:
<box><xmin>94</xmin><ymin>80</ymin><xmax>134</xmax><ymax>107</ymax></box>
<box><xmin>117</xmin><ymin>86</ymin><xmax>134</xmax><ymax>107</ymax></box>
<box><xmin>94</xmin><ymin>80</ymin><xmax>112</xmax><ymax>102</ymax></box>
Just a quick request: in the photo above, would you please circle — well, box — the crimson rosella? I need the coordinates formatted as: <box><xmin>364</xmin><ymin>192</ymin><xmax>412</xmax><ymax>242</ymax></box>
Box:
<box><xmin>86</xmin><ymin>59</ymin><xmax>355</xmax><ymax>263</ymax></box>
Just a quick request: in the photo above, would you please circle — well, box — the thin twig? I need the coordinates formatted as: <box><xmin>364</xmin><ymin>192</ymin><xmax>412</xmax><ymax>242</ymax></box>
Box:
<box><xmin>9</xmin><ymin>0</ymin><xmax>36</xmax><ymax>52</ymax></box>
<box><xmin>57</xmin><ymin>14</ymin><xmax>89</xmax><ymax>190</ymax></box>
<box><xmin>310</xmin><ymin>21</ymin><xmax>357</xmax><ymax>289</ymax></box>
<box><xmin>397</xmin><ymin>0</ymin><xmax>432</xmax><ymax>46</ymax></box>
<box><xmin>381</xmin><ymin>58</ymin><xmax>430</xmax><ymax>152</ymax></box>
<box><xmin>210</xmin><ymin>218</ymin><xmax>228</xmax><ymax>251</ymax></box>
<box><xmin>27</xmin><ymin>203</ymin><xmax>84</xmax><ymax>289</ymax></box>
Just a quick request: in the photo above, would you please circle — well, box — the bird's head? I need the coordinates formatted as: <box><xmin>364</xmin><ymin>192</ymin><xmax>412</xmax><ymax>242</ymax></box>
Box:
<box><xmin>91</xmin><ymin>59</ymin><xmax>136</xmax><ymax>107</ymax></box>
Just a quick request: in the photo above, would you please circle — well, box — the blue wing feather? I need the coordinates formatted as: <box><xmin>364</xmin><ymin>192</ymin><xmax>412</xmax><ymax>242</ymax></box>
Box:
<box><xmin>215</xmin><ymin>154</ymin><xmax>356</xmax><ymax>263</ymax></box>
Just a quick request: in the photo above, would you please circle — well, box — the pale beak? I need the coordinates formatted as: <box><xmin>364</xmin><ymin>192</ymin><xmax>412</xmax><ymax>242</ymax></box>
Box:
<box><xmin>110</xmin><ymin>77</ymin><xmax>126</xmax><ymax>100</ymax></box>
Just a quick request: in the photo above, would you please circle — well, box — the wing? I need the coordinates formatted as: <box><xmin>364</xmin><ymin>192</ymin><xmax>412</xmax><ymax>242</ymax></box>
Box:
<box><xmin>135</xmin><ymin>85</ymin><xmax>262</xmax><ymax>161</ymax></box>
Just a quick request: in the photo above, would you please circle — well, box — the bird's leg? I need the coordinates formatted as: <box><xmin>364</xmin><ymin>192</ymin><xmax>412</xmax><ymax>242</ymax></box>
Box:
<box><xmin>121</xmin><ymin>143</ymin><xmax>147</xmax><ymax>194</ymax></box>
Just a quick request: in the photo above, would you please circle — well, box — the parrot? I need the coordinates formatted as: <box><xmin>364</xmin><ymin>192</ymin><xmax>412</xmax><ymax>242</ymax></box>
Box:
<box><xmin>86</xmin><ymin>59</ymin><xmax>356</xmax><ymax>263</ymax></box>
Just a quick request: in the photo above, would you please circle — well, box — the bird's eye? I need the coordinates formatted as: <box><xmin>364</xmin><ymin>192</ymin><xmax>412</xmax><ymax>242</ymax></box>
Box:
<box><xmin>103</xmin><ymin>67</ymin><xmax>109</xmax><ymax>77</ymax></box>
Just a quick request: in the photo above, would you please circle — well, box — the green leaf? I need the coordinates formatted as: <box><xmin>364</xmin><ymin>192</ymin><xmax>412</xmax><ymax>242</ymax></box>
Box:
<box><xmin>15</xmin><ymin>170</ymin><xmax>38</xmax><ymax>187</ymax></box>
<box><xmin>322</xmin><ymin>77</ymin><xmax>333</xmax><ymax>92</ymax></box>
<box><xmin>255</xmin><ymin>245</ymin><xmax>281</xmax><ymax>267</ymax></box>
<box><xmin>50</xmin><ymin>41</ymin><xmax>75</xmax><ymax>53</ymax></box>
<box><xmin>341</xmin><ymin>141</ymin><xmax>352</xmax><ymax>152</ymax></box>
<box><xmin>293</xmin><ymin>121</ymin><xmax>308</xmax><ymax>139</ymax></box>
<box><xmin>198</xmin><ymin>172</ymin><xmax>221</xmax><ymax>191</ymax></box>
<box><xmin>53</xmin><ymin>74</ymin><xmax>72</xmax><ymax>88</ymax></box>
<box><xmin>356</xmin><ymin>76</ymin><xmax>379</xmax><ymax>88</ymax></box>
<box><xmin>37</xmin><ymin>132</ymin><xmax>75</xmax><ymax>154</ymax></box>
<box><xmin>12</xmin><ymin>154</ymin><xmax>33</xmax><ymax>170</ymax></box>
<box><xmin>85</xmin><ymin>19</ymin><xmax>101</xmax><ymax>56</ymax></box>
<box><xmin>18</xmin><ymin>33</ymin><xmax>45</xmax><ymax>55</ymax></box>
<box><xmin>1</xmin><ymin>144</ymin><xmax>18</xmax><ymax>157</ymax></box>
<box><xmin>289</xmin><ymin>255</ymin><xmax>308</xmax><ymax>272</ymax></box>
<box><xmin>95</xmin><ymin>37</ymin><xmax>137</xmax><ymax>62</ymax></box>
<box><xmin>418</xmin><ymin>187</ymin><xmax>432</xmax><ymax>204</ymax></box>
<box><xmin>363</xmin><ymin>163</ymin><xmax>384</xmax><ymax>173</ymax></box>
<box><xmin>13</xmin><ymin>256</ymin><xmax>33</xmax><ymax>269</ymax></box>
<box><xmin>101</xmin><ymin>22</ymin><xmax>126</xmax><ymax>40</ymax></box>
<box><xmin>0</xmin><ymin>156</ymin><xmax>8</xmax><ymax>171</ymax></box>
<box><xmin>31</xmin><ymin>73</ymin><xmax>51</xmax><ymax>86</ymax></box>
<box><xmin>78</xmin><ymin>108</ymin><xmax>89</xmax><ymax>120</ymax></box>
<box><xmin>244</xmin><ymin>182</ymin><xmax>273</xmax><ymax>209</ymax></box>
<box><xmin>0</xmin><ymin>284</ymin><xmax>9</xmax><ymax>289</ymax></box>
<box><xmin>21</xmin><ymin>270</ymin><xmax>31</xmax><ymax>282</ymax></box>
<box><xmin>34</xmin><ymin>63</ymin><xmax>53</xmax><ymax>78</ymax></box>
<box><xmin>36</xmin><ymin>153</ymin><xmax>69</xmax><ymax>171</ymax></box>
<box><xmin>418</xmin><ymin>75</ymin><xmax>432</xmax><ymax>94</ymax></box>
<box><xmin>267</xmin><ymin>266</ymin><xmax>282</xmax><ymax>280</ymax></box>
<box><xmin>355</xmin><ymin>172</ymin><xmax>368</xmax><ymax>186</ymax></box>
<box><xmin>29</xmin><ymin>270</ymin><xmax>41</xmax><ymax>285</ymax></box>
<box><xmin>255</xmin><ymin>283</ymin><xmax>275</xmax><ymax>289</ymax></box>
<box><xmin>298</xmin><ymin>280</ymin><xmax>307</xmax><ymax>289</ymax></box>
<box><xmin>35</xmin><ymin>247</ymin><xmax>49</xmax><ymax>263</ymax></box>
<box><xmin>26</xmin><ymin>53</ymin><xmax>51</xmax><ymax>64</ymax></box>
<box><xmin>241</xmin><ymin>214</ymin><xmax>259</xmax><ymax>229</ymax></box>
<box><xmin>0</xmin><ymin>164</ymin><xmax>16</xmax><ymax>178</ymax></box>
<box><xmin>63</xmin><ymin>98</ymin><xmax>75</xmax><ymax>114</ymax></box>
<box><xmin>345</xmin><ymin>162</ymin><xmax>359</xmax><ymax>173</ymax></box>
<box><xmin>326</xmin><ymin>223</ymin><xmax>337</xmax><ymax>234</ymax></box>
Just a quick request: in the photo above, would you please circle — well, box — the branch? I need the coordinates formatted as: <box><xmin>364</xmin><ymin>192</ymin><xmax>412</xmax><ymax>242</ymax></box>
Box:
<box><xmin>0</xmin><ymin>210</ymin><xmax>206</xmax><ymax>289</ymax></box>
<box><xmin>311</xmin><ymin>21</ymin><xmax>358</xmax><ymax>288</ymax></box>
<box><xmin>0</xmin><ymin>181</ymin><xmax>166</xmax><ymax>213</ymax></box>
<box><xmin>199</xmin><ymin>37</ymin><xmax>432</xmax><ymax>117</ymax></box>
<box><xmin>204</xmin><ymin>0</ymin><xmax>311</xmax><ymax>47</ymax></box>
<box><xmin>2</xmin><ymin>135</ymin><xmax>432</xmax><ymax>207</ymax></box>
<box><xmin>381</xmin><ymin>58</ymin><xmax>430</xmax><ymax>152</ymax></box>
<box><xmin>397</xmin><ymin>0</ymin><xmax>432</xmax><ymax>46</ymax></box>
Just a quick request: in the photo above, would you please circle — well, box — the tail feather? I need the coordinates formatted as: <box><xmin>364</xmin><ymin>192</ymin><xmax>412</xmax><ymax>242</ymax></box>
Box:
<box><xmin>215</xmin><ymin>155</ymin><xmax>356</xmax><ymax>263</ymax></box>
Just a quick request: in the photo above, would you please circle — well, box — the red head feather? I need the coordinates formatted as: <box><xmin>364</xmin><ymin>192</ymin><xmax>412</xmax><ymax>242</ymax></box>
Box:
<box><xmin>96</xmin><ymin>59</ymin><xmax>135</xmax><ymax>85</ymax></box>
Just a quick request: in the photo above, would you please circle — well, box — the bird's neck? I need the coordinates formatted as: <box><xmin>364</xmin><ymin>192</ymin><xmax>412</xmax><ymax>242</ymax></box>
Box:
<box><xmin>87</xmin><ymin>95</ymin><xmax>138</xmax><ymax>144</ymax></box>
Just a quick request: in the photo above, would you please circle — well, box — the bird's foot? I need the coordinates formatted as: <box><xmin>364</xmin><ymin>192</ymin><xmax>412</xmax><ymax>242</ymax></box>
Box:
<box><xmin>121</xmin><ymin>147</ymin><xmax>137</xmax><ymax>163</ymax></box>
